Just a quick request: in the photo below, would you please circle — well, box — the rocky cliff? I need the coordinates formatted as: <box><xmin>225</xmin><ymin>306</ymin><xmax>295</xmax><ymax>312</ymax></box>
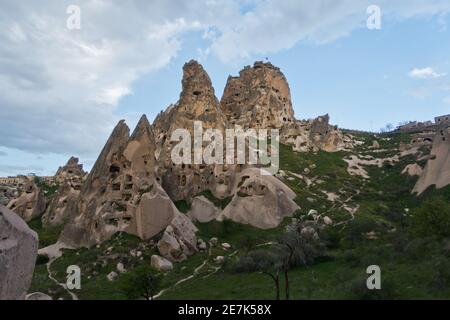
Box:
<box><xmin>413</xmin><ymin>125</ymin><xmax>450</xmax><ymax>194</ymax></box>
<box><xmin>0</xmin><ymin>205</ymin><xmax>38</xmax><ymax>299</ymax></box>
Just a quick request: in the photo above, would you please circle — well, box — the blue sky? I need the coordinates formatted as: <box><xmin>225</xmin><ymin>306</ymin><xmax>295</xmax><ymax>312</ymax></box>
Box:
<box><xmin>1</xmin><ymin>0</ymin><xmax>450</xmax><ymax>176</ymax></box>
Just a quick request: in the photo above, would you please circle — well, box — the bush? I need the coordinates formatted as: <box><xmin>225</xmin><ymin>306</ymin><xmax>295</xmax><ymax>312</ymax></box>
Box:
<box><xmin>411</xmin><ymin>196</ymin><xmax>450</xmax><ymax>238</ymax></box>
<box><xmin>36</xmin><ymin>254</ymin><xmax>50</xmax><ymax>265</ymax></box>
<box><xmin>347</xmin><ymin>273</ymin><xmax>398</xmax><ymax>300</ymax></box>
<box><xmin>428</xmin><ymin>257</ymin><xmax>450</xmax><ymax>292</ymax></box>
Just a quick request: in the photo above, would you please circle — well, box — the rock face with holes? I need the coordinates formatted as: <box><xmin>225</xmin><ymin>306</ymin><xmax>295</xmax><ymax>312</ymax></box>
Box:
<box><xmin>42</xmin><ymin>157</ymin><xmax>86</xmax><ymax>227</ymax></box>
<box><xmin>413</xmin><ymin>125</ymin><xmax>450</xmax><ymax>194</ymax></box>
<box><xmin>60</xmin><ymin>116</ymin><xmax>198</xmax><ymax>261</ymax></box>
<box><xmin>153</xmin><ymin>60</ymin><xmax>228</xmax><ymax>201</ymax></box>
<box><xmin>0</xmin><ymin>205</ymin><xmax>38</xmax><ymax>300</ymax></box>
<box><xmin>281</xmin><ymin>115</ymin><xmax>353</xmax><ymax>153</ymax></box>
<box><xmin>7</xmin><ymin>178</ymin><xmax>46</xmax><ymax>222</ymax></box>
<box><xmin>220</xmin><ymin>61</ymin><xmax>295</xmax><ymax>129</ymax></box>
<box><xmin>54</xmin><ymin>157</ymin><xmax>86</xmax><ymax>184</ymax></box>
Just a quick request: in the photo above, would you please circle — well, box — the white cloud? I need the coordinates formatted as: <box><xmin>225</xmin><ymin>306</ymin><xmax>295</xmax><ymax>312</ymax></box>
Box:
<box><xmin>1</xmin><ymin>0</ymin><xmax>450</xmax><ymax>162</ymax></box>
<box><xmin>409</xmin><ymin>67</ymin><xmax>447</xmax><ymax>79</ymax></box>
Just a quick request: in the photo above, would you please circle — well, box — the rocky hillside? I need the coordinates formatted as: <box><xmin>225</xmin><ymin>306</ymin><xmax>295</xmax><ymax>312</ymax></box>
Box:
<box><xmin>4</xmin><ymin>60</ymin><xmax>450</xmax><ymax>300</ymax></box>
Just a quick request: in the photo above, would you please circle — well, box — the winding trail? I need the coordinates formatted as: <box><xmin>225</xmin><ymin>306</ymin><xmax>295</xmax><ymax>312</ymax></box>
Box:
<box><xmin>39</xmin><ymin>242</ymin><xmax>79</xmax><ymax>300</ymax></box>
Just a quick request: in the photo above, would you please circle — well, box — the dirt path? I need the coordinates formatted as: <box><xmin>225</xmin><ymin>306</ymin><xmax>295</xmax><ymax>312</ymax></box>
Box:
<box><xmin>39</xmin><ymin>242</ymin><xmax>79</xmax><ymax>300</ymax></box>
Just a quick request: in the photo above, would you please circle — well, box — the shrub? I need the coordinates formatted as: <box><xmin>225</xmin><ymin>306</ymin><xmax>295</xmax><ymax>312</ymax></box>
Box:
<box><xmin>411</xmin><ymin>196</ymin><xmax>450</xmax><ymax>238</ymax></box>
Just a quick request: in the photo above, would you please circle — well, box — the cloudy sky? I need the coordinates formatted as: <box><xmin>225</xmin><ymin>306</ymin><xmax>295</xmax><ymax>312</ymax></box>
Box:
<box><xmin>1</xmin><ymin>0</ymin><xmax>450</xmax><ymax>176</ymax></box>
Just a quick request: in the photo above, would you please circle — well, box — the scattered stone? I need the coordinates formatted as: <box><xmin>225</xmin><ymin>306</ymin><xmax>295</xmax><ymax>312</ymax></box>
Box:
<box><xmin>116</xmin><ymin>262</ymin><xmax>126</xmax><ymax>273</ymax></box>
<box><xmin>25</xmin><ymin>292</ymin><xmax>52</xmax><ymax>300</ymax></box>
<box><xmin>151</xmin><ymin>254</ymin><xmax>173</xmax><ymax>272</ymax></box>
<box><xmin>323</xmin><ymin>216</ymin><xmax>333</xmax><ymax>225</ymax></box>
<box><xmin>214</xmin><ymin>256</ymin><xmax>225</xmax><ymax>264</ymax></box>
<box><xmin>197</xmin><ymin>239</ymin><xmax>207</xmax><ymax>251</ymax></box>
<box><xmin>209</xmin><ymin>237</ymin><xmax>218</xmax><ymax>247</ymax></box>
<box><xmin>107</xmin><ymin>271</ymin><xmax>118</xmax><ymax>281</ymax></box>
<box><xmin>221</xmin><ymin>243</ymin><xmax>231</xmax><ymax>250</ymax></box>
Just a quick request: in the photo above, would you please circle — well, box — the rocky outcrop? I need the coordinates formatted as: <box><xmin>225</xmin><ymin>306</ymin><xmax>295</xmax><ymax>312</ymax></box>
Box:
<box><xmin>413</xmin><ymin>125</ymin><xmax>450</xmax><ymax>194</ymax></box>
<box><xmin>217</xmin><ymin>168</ymin><xmax>300</xmax><ymax>229</ymax></box>
<box><xmin>54</xmin><ymin>157</ymin><xmax>86</xmax><ymax>184</ymax></box>
<box><xmin>402</xmin><ymin>163</ymin><xmax>423</xmax><ymax>177</ymax></box>
<box><xmin>7</xmin><ymin>179</ymin><xmax>46</xmax><ymax>222</ymax></box>
<box><xmin>60</xmin><ymin>116</ymin><xmax>198</xmax><ymax>260</ymax></box>
<box><xmin>0</xmin><ymin>205</ymin><xmax>38</xmax><ymax>300</ymax></box>
<box><xmin>42</xmin><ymin>157</ymin><xmax>86</xmax><ymax>227</ymax></box>
<box><xmin>153</xmin><ymin>60</ymin><xmax>228</xmax><ymax>201</ymax></box>
<box><xmin>221</xmin><ymin>61</ymin><xmax>295</xmax><ymax>129</ymax></box>
<box><xmin>188</xmin><ymin>196</ymin><xmax>220</xmax><ymax>223</ymax></box>
<box><xmin>281</xmin><ymin>115</ymin><xmax>353</xmax><ymax>153</ymax></box>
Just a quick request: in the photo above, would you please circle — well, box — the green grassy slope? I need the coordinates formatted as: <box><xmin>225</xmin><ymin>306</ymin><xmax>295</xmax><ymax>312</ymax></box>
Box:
<box><xmin>29</xmin><ymin>131</ymin><xmax>450</xmax><ymax>299</ymax></box>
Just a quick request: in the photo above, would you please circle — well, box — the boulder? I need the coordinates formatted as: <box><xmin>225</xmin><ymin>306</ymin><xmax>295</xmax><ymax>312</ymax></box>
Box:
<box><xmin>151</xmin><ymin>254</ymin><xmax>173</xmax><ymax>272</ymax></box>
<box><xmin>188</xmin><ymin>196</ymin><xmax>220</xmax><ymax>223</ymax></box>
<box><xmin>0</xmin><ymin>205</ymin><xmax>38</xmax><ymax>300</ymax></box>
<box><xmin>107</xmin><ymin>271</ymin><xmax>118</xmax><ymax>281</ymax></box>
<box><xmin>218</xmin><ymin>168</ymin><xmax>299</xmax><ymax>229</ymax></box>
<box><xmin>402</xmin><ymin>163</ymin><xmax>423</xmax><ymax>177</ymax></box>
<box><xmin>25</xmin><ymin>292</ymin><xmax>52</xmax><ymax>300</ymax></box>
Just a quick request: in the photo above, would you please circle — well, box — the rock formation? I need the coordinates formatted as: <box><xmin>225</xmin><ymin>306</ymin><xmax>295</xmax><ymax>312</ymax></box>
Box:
<box><xmin>413</xmin><ymin>125</ymin><xmax>450</xmax><ymax>194</ymax></box>
<box><xmin>217</xmin><ymin>168</ymin><xmax>300</xmax><ymax>229</ymax></box>
<box><xmin>42</xmin><ymin>157</ymin><xmax>86</xmax><ymax>227</ymax></box>
<box><xmin>60</xmin><ymin>115</ymin><xmax>197</xmax><ymax>262</ymax></box>
<box><xmin>220</xmin><ymin>61</ymin><xmax>295</xmax><ymax>129</ymax></box>
<box><xmin>188</xmin><ymin>196</ymin><xmax>220</xmax><ymax>223</ymax></box>
<box><xmin>7</xmin><ymin>178</ymin><xmax>46</xmax><ymax>222</ymax></box>
<box><xmin>59</xmin><ymin>59</ymin><xmax>350</xmax><ymax>252</ymax></box>
<box><xmin>0</xmin><ymin>205</ymin><xmax>38</xmax><ymax>300</ymax></box>
<box><xmin>281</xmin><ymin>115</ymin><xmax>353</xmax><ymax>152</ymax></box>
<box><xmin>153</xmin><ymin>60</ymin><xmax>228</xmax><ymax>201</ymax></box>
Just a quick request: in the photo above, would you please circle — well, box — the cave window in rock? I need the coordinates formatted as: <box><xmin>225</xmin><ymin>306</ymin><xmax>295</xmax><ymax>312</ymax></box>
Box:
<box><xmin>180</xmin><ymin>175</ymin><xmax>187</xmax><ymax>186</ymax></box>
<box><xmin>26</xmin><ymin>202</ymin><xmax>33</xmax><ymax>210</ymax></box>
<box><xmin>193</xmin><ymin>90</ymin><xmax>202</xmax><ymax>96</ymax></box>
<box><xmin>125</xmin><ymin>183</ymin><xmax>133</xmax><ymax>190</ymax></box>
<box><xmin>126</xmin><ymin>175</ymin><xmax>132</xmax><ymax>182</ymax></box>
<box><xmin>112</xmin><ymin>183</ymin><xmax>121</xmax><ymax>191</ymax></box>
<box><xmin>110</xmin><ymin>165</ymin><xmax>120</xmax><ymax>174</ymax></box>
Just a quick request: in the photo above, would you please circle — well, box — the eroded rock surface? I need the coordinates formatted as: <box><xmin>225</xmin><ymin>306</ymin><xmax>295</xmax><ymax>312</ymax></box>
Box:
<box><xmin>413</xmin><ymin>125</ymin><xmax>450</xmax><ymax>194</ymax></box>
<box><xmin>42</xmin><ymin>157</ymin><xmax>86</xmax><ymax>227</ymax></box>
<box><xmin>0</xmin><ymin>205</ymin><xmax>38</xmax><ymax>300</ymax></box>
<box><xmin>7</xmin><ymin>179</ymin><xmax>46</xmax><ymax>222</ymax></box>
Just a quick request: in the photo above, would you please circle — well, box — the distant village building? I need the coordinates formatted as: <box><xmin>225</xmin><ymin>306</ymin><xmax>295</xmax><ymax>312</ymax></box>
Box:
<box><xmin>0</xmin><ymin>175</ymin><xmax>55</xmax><ymax>185</ymax></box>
<box><xmin>395</xmin><ymin>114</ymin><xmax>448</xmax><ymax>133</ymax></box>
<box><xmin>435</xmin><ymin>114</ymin><xmax>450</xmax><ymax>125</ymax></box>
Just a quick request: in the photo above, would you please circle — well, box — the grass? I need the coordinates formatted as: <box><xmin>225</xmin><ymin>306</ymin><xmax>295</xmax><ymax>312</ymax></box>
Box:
<box><xmin>28</xmin><ymin>130</ymin><xmax>450</xmax><ymax>300</ymax></box>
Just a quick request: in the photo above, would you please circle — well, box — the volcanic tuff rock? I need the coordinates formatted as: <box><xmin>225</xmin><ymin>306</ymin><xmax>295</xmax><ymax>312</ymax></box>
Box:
<box><xmin>0</xmin><ymin>205</ymin><xmax>38</xmax><ymax>300</ymax></box>
<box><xmin>413</xmin><ymin>125</ymin><xmax>450</xmax><ymax>194</ymax></box>
<box><xmin>153</xmin><ymin>60</ymin><xmax>228</xmax><ymax>201</ymax></box>
<box><xmin>7</xmin><ymin>178</ymin><xmax>46</xmax><ymax>222</ymax></box>
<box><xmin>60</xmin><ymin>59</ymin><xmax>351</xmax><ymax>249</ymax></box>
<box><xmin>281</xmin><ymin>114</ymin><xmax>353</xmax><ymax>153</ymax></box>
<box><xmin>60</xmin><ymin>115</ymin><xmax>198</xmax><ymax>261</ymax></box>
<box><xmin>42</xmin><ymin>157</ymin><xmax>86</xmax><ymax>227</ymax></box>
<box><xmin>220</xmin><ymin>61</ymin><xmax>295</xmax><ymax>129</ymax></box>
<box><xmin>54</xmin><ymin>156</ymin><xmax>86</xmax><ymax>184</ymax></box>
<box><xmin>217</xmin><ymin>168</ymin><xmax>300</xmax><ymax>229</ymax></box>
